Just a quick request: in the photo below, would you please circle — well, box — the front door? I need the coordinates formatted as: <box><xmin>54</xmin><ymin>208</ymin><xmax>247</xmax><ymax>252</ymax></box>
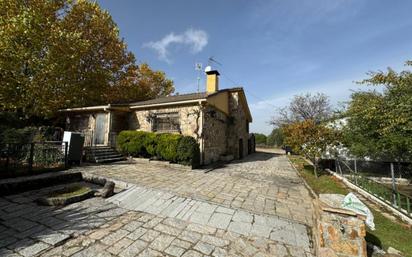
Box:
<box><xmin>94</xmin><ymin>114</ymin><xmax>106</xmax><ymax>145</ymax></box>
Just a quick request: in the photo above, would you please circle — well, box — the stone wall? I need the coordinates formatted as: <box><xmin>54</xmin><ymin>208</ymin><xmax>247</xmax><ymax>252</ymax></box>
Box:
<box><xmin>227</xmin><ymin>92</ymin><xmax>250</xmax><ymax>159</ymax></box>
<box><xmin>317</xmin><ymin>195</ymin><xmax>367</xmax><ymax>257</ymax></box>
<box><xmin>129</xmin><ymin>104</ymin><xmax>233</xmax><ymax>165</ymax></box>
<box><xmin>129</xmin><ymin>104</ymin><xmax>202</xmax><ymax>137</ymax></box>
<box><xmin>202</xmin><ymin>106</ymin><xmax>228</xmax><ymax>164</ymax></box>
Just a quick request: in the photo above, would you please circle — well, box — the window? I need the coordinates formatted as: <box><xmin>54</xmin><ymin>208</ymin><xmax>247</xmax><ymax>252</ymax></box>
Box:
<box><xmin>246</xmin><ymin>121</ymin><xmax>249</xmax><ymax>133</ymax></box>
<box><xmin>152</xmin><ymin>113</ymin><xmax>180</xmax><ymax>132</ymax></box>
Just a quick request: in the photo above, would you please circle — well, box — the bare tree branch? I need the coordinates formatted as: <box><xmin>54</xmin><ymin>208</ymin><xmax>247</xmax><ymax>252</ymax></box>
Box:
<box><xmin>270</xmin><ymin>93</ymin><xmax>332</xmax><ymax>127</ymax></box>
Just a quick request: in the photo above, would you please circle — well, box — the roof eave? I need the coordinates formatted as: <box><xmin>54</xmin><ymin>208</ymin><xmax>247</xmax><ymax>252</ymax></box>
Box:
<box><xmin>129</xmin><ymin>98</ymin><xmax>207</xmax><ymax>109</ymax></box>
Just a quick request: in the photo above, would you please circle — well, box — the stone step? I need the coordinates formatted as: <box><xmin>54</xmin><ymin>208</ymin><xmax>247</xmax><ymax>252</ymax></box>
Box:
<box><xmin>94</xmin><ymin>153</ymin><xmax>123</xmax><ymax>159</ymax></box>
<box><xmin>84</xmin><ymin>146</ymin><xmax>124</xmax><ymax>163</ymax></box>
<box><xmin>95</xmin><ymin>156</ymin><xmax>125</xmax><ymax>163</ymax></box>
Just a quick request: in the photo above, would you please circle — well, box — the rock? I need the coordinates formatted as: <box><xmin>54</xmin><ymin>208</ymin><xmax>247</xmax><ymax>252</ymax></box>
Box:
<box><xmin>387</xmin><ymin>247</ymin><xmax>403</xmax><ymax>256</ymax></box>
<box><xmin>101</xmin><ymin>181</ymin><xmax>115</xmax><ymax>198</ymax></box>
<box><xmin>367</xmin><ymin>243</ymin><xmax>385</xmax><ymax>257</ymax></box>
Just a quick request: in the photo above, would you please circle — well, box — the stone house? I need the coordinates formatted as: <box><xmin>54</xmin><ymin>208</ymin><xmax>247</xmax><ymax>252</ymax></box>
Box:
<box><xmin>61</xmin><ymin>69</ymin><xmax>253</xmax><ymax>165</ymax></box>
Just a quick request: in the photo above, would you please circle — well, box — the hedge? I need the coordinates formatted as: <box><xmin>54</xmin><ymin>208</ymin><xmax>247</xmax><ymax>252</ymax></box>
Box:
<box><xmin>117</xmin><ymin>131</ymin><xmax>200</xmax><ymax>168</ymax></box>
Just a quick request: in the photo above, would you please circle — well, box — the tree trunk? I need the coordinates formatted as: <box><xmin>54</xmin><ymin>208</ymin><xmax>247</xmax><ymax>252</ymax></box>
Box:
<box><xmin>313</xmin><ymin>159</ymin><xmax>318</xmax><ymax>178</ymax></box>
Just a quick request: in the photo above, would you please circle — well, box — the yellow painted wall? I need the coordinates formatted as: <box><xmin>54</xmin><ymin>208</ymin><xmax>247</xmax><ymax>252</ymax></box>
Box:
<box><xmin>207</xmin><ymin>91</ymin><xmax>229</xmax><ymax>115</ymax></box>
<box><xmin>206</xmin><ymin>74</ymin><xmax>219</xmax><ymax>93</ymax></box>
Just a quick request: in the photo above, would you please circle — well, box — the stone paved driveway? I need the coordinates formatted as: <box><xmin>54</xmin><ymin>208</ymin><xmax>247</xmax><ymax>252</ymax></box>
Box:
<box><xmin>74</xmin><ymin>151</ymin><xmax>313</xmax><ymax>226</ymax></box>
<box><xmin>1</xmin><ymin>151</ymin><xmax>315</xmax><ymax>256</ymax></box>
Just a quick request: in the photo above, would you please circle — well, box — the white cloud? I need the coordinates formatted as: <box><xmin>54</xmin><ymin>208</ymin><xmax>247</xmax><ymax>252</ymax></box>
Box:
<box><xmin>144</xmin><ymin>28</ymin><xmax>208</xmax><ymax>62</ymax></box>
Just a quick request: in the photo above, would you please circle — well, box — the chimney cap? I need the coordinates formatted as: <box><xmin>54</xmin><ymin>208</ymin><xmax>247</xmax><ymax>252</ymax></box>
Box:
<box><xmin>205</xmin><ymin>70</ymin><xmax>220</xmax><ymax>76</ymax></box>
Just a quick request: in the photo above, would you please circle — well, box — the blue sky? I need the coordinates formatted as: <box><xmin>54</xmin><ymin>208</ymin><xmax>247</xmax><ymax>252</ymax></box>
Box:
<box><xmin>98</xmin><ymin>0</ymin><xmax>412</xmax><ymax>134</ymax></box>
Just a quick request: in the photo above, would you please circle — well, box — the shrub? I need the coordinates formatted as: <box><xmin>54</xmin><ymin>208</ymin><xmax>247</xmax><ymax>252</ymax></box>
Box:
<box><xmin>116</xmin><ymin>131</ymin><xmax>135</xmax><ymax>154</ymax></box>
<box><xmin>176</xmin><ymin>136</ymin><xmax>200</xmax><ymax>168</ymax></box>
<box><xmin>126</xmin><ymin>131</ymin><xmax>148</xmax><ymax>156</ymax></box>
<box><xmin>117</xmin><ymin>130</ymin><xmax>200</xmax><ymax>167</ymax></box>
<box><xmin>116</xmin><ymin>131</ymin><xmax>148</xmax><ymax>156</ymax></box>
<box><xmin>144</xmin><ymin>132</ymin><xmax>158</xmax><ymax>156</ymax></box>
<box><xmin>0</xmin><ymin>127</ymin><xmax>38</xmax><ymax>149</ymax></box>
<box><xmin>156</xmin><ymin>133</ymin><xmax>181</xmax><ymax>161</ymax></box>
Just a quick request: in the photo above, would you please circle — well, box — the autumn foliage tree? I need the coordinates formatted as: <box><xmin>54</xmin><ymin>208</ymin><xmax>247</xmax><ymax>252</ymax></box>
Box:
<box><xmin>0</xmin><ymin>0</ymin><xmax>173</xmax><ymax>119</ymax></box>
<box><xmin>283</xmin><ymin>119</ymin><xmax>339</xmax><ymax>177</ymax></box>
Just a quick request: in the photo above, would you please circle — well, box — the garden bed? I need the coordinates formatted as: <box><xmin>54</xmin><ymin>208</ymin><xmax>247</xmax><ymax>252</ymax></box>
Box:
<box><xmin>0</xmin><ymin>171</ymin><xmax>83</xmax><ymax>196</ymax></box>
<box><xmin>36</xmin><ymin>184</ymin><xmax>94</xmax><ymax>206</ymax></box>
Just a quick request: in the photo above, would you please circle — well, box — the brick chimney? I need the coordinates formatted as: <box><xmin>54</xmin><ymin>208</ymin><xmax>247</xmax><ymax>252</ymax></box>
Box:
<box><xmin>206</xmin><ymin>69</ymin><xmax>220</xmax><ymax>93</ymax></box>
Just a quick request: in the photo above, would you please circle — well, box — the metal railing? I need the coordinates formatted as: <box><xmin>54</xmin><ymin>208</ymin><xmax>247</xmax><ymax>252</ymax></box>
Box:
<box><xmin>109</xmin><ymin>132</ymin><xmax>118</xmax><ymax>148</ymax></box>
<box><xmin>335</xmin><ymin>159</ymin><xmax>412</xmax><ymax>218</ymax></box>
<box><xmin>0</xmin><ymin>141</ymin><xmax>68</xmax><ymax>176</ymax></box>
<box><xmin>80</xmin><ymin>130</ymin><xmax>117</xmax><ymax>148</ymax></box>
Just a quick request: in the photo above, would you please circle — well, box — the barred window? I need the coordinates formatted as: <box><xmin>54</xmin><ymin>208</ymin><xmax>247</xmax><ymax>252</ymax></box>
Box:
<box><xmin>153</xmin><ymin>113</ymin><xmax>180</xmax><ymax>132</ymax></box>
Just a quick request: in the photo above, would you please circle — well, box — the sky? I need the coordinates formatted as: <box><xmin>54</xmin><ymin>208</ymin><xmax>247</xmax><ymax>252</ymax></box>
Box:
<box><xmin>97</xmin><ymin>0</ymin><xmax>412</xmax><ymax>134</ymax></box>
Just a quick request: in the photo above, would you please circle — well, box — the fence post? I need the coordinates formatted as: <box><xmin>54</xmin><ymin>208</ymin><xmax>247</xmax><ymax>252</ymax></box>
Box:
<box><xmin>335</xmin><ymin>159</ymin><xmax>338</xmax><ymax>173</ymax></box>
<box><xmin>5</xmin><ymin>143</ymin><xmax>10</xmax><ymax>171</ymax></box>
<box><xmin>390</xmin><ymin>162</ymin><xmax>397</xmax><ymax>206</ymax></box>
<box><xmin>354</xmin><ymin>159</ymin><xmax>358</xmax><ymax>185</ymax></box>
<box><xmin>64</xmin><ymin>142</ymin><xmax>68</xmax><ymax>169</ymax></box>
<box><xmin>28</xmin><ymin>143</ymin><xmax>34</xmax><ymax>173</ymax></box>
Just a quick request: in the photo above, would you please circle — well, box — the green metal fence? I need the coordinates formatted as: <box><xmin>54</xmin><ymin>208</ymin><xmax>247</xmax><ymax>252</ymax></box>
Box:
<box><xmin>337</xmin><ymin>159</ymin><xmax>412</xmax><ymax>219</ymax></box>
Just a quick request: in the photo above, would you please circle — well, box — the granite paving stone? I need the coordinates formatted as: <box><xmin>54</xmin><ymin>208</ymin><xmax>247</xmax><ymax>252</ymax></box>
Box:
<box><xmin>2</xmin><ymin>151</ymin><xmax>315</xmax><ymax>257</ymax></box>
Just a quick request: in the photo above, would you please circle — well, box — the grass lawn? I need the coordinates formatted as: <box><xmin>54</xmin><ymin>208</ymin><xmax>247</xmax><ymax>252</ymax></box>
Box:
<box><xmin>288</xmin><ymin>155</ymin><xmax>412</xmax><ymax>257</ymax></box>
<box><xmin>49</xmin><ymin>185</ymin><xmax>91</xmax><ymax>198</ymax></box>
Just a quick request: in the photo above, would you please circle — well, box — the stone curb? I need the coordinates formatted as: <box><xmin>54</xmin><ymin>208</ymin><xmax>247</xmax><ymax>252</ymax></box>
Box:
<box><xmin>287</xmin><ymin>157</ymin><xmax>320</xmax><ymax>257</ymax></box>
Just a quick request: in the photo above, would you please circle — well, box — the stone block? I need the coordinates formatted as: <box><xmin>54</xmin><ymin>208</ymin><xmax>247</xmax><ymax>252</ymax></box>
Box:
<box><xmin>208</xmin><ymin>212</ymin><xmax>232</xmax><ymax>230</ymax></box>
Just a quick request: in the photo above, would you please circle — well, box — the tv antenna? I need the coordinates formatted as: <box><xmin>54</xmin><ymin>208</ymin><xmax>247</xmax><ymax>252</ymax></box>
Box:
<box><xmin>208</xmin><ymin>56</ymin><xmax>222</xmax><ymax>66</ymax></box>
<box><xmin>195</xmin><ymin>62</ymin><xmax>202</xmax><ymax>92</ymax></box>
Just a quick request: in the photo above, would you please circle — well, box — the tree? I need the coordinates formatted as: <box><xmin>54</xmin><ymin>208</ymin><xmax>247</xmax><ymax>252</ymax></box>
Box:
<box><xmin>271</xmin><ymin>93</ymin><xmax>332</xmax><ymax>127</ymax></box>
<box><xmin>254</xmin><ymin>133</ymin><xmax>267</xmax><ymax>146</ymax></box>
<box><xmin>283</xmin><ymin>119</ymin><xmax>340</xmax><ymax>177</ymax></box>
<box><xmin>0</xmin><ymin>0</ymin><xmax>174</xmax><ymax>119</ymax></box>
<box><xmin>344</xmin><ymin>61</ymin><xmax>412</xmax><ymax>175</ymax></box>
<box><xmin>266</xmin><ymin>128</ymin><xmax>284</xmax><ymax>147</ymax></box>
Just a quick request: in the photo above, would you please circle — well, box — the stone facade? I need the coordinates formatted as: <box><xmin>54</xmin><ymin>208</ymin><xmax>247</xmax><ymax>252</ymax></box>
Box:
<box><xmin>202</xmin><ymin>106</ymin><xmax>228</xmax><ymax>164</ymax></box>
<box><xmin>63</xmin><ymin>86</ymin><xmax>252</xmax><ymax>165</ymax></box>
<box><xmin>227</xmin><ymin>92</ymin><xmax>249</xmax><ymax>159</ymax></box>
<box><xmin>129</xmin><ymin>105</ymin><xmax>201</xmax><ymax>138</ymax></box>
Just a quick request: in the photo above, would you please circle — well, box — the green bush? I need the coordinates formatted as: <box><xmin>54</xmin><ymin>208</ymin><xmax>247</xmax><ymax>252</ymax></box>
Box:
<box><xmin>117</xmin><ymin>130</ymin><xmax>200</xmax><ymax>167</ymax></box>
<box><xmin>116</xmin><ymin>131</ymin><xmax>149</xmax><ymax>157</ymax></box>
<box><xmin>144</xmin><ymin>132</ymin><xmax>158</xmax><ymax>156</ymax></box>
<box><xmin>176</xmin><ymin>136</ymin><xmax>200</xmax><ymax>168</ymax></box>
<box><xmin>0</xmin><ymin>127</ymin><xmax>38</xmax><ymax>147</ymax></box>
<box><xmin>116</xmin><ymin>131</ymin><xmax>135</xmax><ymax>154</ymax></box>
<box><xmin>156</xmin><ymin>133</ymin><xmax>181</xmax><ymax>161</ymax></box>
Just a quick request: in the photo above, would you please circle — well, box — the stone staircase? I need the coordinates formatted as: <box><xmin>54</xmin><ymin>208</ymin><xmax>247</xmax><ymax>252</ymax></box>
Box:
<box><xmin>85</xmin><ymin>146</ymin><xmax>125</xmax><ymax>163</ymax></box>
